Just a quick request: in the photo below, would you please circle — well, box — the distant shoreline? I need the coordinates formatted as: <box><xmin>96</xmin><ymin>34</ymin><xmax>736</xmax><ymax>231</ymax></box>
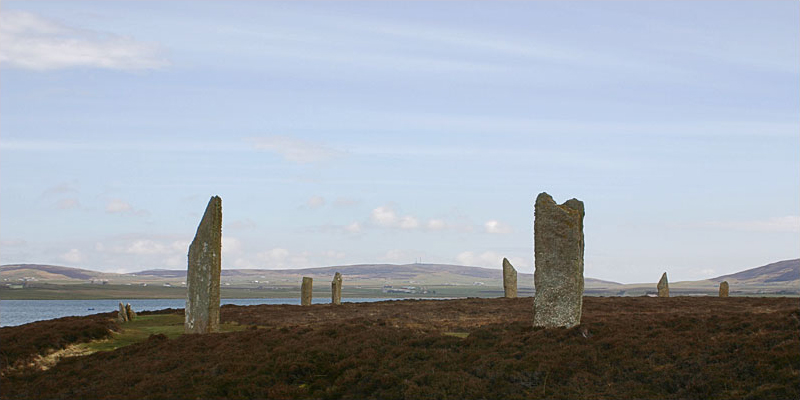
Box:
<box><xmin>2</xmin><ymin>282</ymin><xmax>797</xmax><ymax>301</ymax></box>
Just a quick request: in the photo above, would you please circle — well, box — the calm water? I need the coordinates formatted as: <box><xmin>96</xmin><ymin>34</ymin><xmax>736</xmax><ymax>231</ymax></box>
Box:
<box><xmin>0</xmin><ymin>298</ymin><xmax>400</xmax><ymax>327</ymax></box>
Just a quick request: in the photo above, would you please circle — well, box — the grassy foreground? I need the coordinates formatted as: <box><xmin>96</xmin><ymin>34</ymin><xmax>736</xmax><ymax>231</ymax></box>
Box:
<box><xmin>78</xmin><ymin>314</ymin><xmax>246</xmax><ymax>353</ymax></box>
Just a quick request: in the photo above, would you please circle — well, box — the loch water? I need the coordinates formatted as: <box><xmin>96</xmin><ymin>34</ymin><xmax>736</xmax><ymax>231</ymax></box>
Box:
<box><xmin>0</xmin><ymin>298</ymin><xmax>400</xmax><ymax>327</ymax></box>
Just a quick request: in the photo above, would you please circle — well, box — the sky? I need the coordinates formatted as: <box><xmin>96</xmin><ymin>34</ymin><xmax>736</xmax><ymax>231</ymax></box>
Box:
<box><xmin>0</xmin><ymin>1</ymin><xmax>798</xmax><ymax>283</ymax></box>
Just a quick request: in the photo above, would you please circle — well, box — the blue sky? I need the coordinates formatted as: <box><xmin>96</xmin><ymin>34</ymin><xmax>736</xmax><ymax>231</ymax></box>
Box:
<box><xmin>1</xmin><ymin>1</ymin><xmax>797</xmax><ymax>283</ymax></box>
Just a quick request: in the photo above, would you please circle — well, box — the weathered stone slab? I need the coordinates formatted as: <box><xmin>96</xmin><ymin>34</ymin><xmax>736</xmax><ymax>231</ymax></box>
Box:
<box><xmin>125</xmin><ymin>303</ymin><xmax>136</xmax><ymax>321</ymax></box>
<box><xmin>301</xmin><ymin>277</ymin><xmax>313</xmax><ymax>306</ymax></box>
<box><xmin>331</xmin><ymin>272</ymin><xmax>342</xmax><ymax>305</ymax></box>
<box><xmin>185</xmin><ymin>196</ymin><xmax>222</xmax><ymax>334</ymax></box>
<box><xmin>657</xmin><ymin>272</ymin><xmax>669</xmax><ymax>297</ymax></box>
<box><xmin>719</xmin><ymin>281</ymin><xmax>729</xmax><ymax>297</ymax></box>
<box><xmin>533</xmin><ymin>192</ymin><xmax>585</xmax><ymax>328</ymax></box>
<box><xmin>118</xmin><ymin>302</ymin><xmax>128</xmax><ymax>323</ymax></box>
<box><xmin>502</xmin><ymin>258</ymin><xmax>517</xmax><ymax>298</ymax></box>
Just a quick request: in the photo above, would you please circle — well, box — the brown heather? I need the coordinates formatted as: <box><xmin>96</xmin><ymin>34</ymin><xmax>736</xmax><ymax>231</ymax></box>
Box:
<box><xmin>2</xmin><ymin>297</ymin><xmax>798</xmax><ymax>399</ymax></box>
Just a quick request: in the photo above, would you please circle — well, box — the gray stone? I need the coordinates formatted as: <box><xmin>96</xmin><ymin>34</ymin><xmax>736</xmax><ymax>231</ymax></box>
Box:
<box><xmin>125</xmin><ymin>303</ymin><xmax>136</xmax><ymax>321</ymax></box>
<box><xmin>502</xmin><ymin>258</ymin><xmax>517</xmax><ymax>298</ymax></box>
<box><xmin>533</xmin><ymin>192</ymin><xmax>585</xmax><ymax>328</ymax></box>
<box><xmin>301</xmin><ymin>277</ymin><xmax>313</xmax><ymax>306</ymax></box>
<box><xmin>118</xmin><ymin>302</ymin><xmax>128</xmax><ymax>323</ymax></box>
<box><xmin>185</xmin><ymin>196</ymin><xmax>222</xmax><ymax>334</ymax></box>
<box><xmin>657</xmin><ymin>272</ymin><xmax>669</xmax><ymax>297</ymax></box>
<box><xmin>331</xmin><ymin>272</ymin><xmax>343</xmax><ymax>305</ymax></box>
<box><xmin>719</xmin><ymin>281</ymin><xmax>729</xmax><ymax>297</ymax></box>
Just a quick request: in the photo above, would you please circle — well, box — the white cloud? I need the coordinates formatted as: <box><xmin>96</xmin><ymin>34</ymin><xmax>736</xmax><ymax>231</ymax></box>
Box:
<box><xmin>249</xmin><ymin>135</ymin><xmax>343</xmax><ymax>163</ymax></box>
<box><xmin>344</xmin><ymin>221</ymin><xmax>362</xmax><ymax>234</ymax></box>
<box><xmin>370</xmin><ymin>205</ymin><xmax>420</xmax><ymax>230</ymax></box>
<box><xmin>484</xmin><ymin>220</ymin><xmax>512</xmax><ymax>234</ymax></box>
<box><xmin>398</xmin><ymin>216</ymin><xmax>419</xmax><ymax>229</ymax></box>
<box><xmin>456</xmin><ymin>251</ymin><xmax>512</xmax><ymax>268</ymax></box>
<box><xmin>124</xmin><ymin>239</ymin><xmax>170</xmax><ymax>255</ymax></box>
<box><xmin>170</xmin><ymin>241</ymin><xmax>187</xmax><ymax>252</ymax></box>
<box><xmin>105</xmin><ymin>198</ymin><xmax>149</xmax><ymax>216</ymax></box>
<box><xmin>0</xmin><ymin>10</ymin><xmax>168</xmax><ymax>71</ymax></box>
<box><xmin>232</xmin><ymin>257</ymin><xmax>255</xmax><ymax>269</ymax></box>
<box><xmin>222</xmin><ymin>237</ymin><xmax>242</xmax><ymax>255</ymax></box>
<box><xmin>60</xmin><ymin>248</ymin><xmax>83</xmax><ymax>264</ymax></box>
<box><xmin>106</xmin><ymin>198</ymin><xmax>133</xmax><ymax>213</ymax></box>
<box><xmin>371</xmin><ymin>205</ymin><xmax>398</xmax><ymax>226</ymax></box>
<box><xmin>426</xmin><ymin>219</ymin><xmax>447</xmax><ymax>230</ymax></box>
<box><xmin>165</xmin><ymin>255</ymin><xmax>184</xmax><ymax>268</ymax></box>
<box><xmin>259</xmin><ymin>248</ymin><xmax>290</xmax><ymax>262</ymax></box>
<box><xmin>307</xmin><ymin>195</ymin><xmax>326</xmax><ymax>208</ymax></box>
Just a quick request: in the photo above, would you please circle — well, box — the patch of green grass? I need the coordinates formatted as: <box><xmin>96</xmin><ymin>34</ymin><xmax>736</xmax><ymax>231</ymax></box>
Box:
<box><xmin>442</xmin><ymin>331</ymin><xmax>470</xmax><ymax>338</ymax></box>
<box><xmin>78</xmin><ymin>314</ymin><xmax>247</xmax><ymax>353</ymax></box>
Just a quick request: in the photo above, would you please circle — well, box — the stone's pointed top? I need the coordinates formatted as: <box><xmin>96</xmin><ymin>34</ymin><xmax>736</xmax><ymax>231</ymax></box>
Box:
<box><xmin>563</xmin><ymin>198</ymin><xmax>585</xmax><ymax>214</ymax></box>
<box><xmin>536</xmin><ymin>192</ymin><xmax>584</xmax><ymax>215</ymax></box>
<box><xmin>502</xmin><ymin>258</ymin><xmax>515</xmax><ymax>270</ymax></box>
<box><xmin>334</xmin><ymin>272</ymin><xmax>342</xmax><ymax>279</ymax></box>
<box><xmin>194</xmin><ymin>196</ymin><xmax>222</xmax><ymax>239</ymax></box>
<box><xmin>657</xmin><ymin>272</ymin><xmax>669</xmax><ymax>297</ymax></box>
<box><xmin>536</xmin><ymin>192</ymin><xmax>554</xmax><ymax>204</ymax></box>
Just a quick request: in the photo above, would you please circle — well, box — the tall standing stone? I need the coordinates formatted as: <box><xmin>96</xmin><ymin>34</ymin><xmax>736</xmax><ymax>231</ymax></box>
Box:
<box><xmin>719</xmin><ymin>281</ymin><xmax>729</xmax><ymax>297</ymax></box>
<box><xmin>502</xmin><ymin>258</ymin><xmax>517</xmax><ymax>298</ymax></box>
<box><xmin>125</xmin><ymin>303</ymin><xmax>136</xmax><ymax>321</ymax></box>
<box><xmin>118</xmin><ymin>302</ymin><xmax>128</xmax><ymax>323</ymax></box>
<box><xmin>301</xmin><ymin>277</ymin><xmax>313</xmax><ymax>306</ymax></box>
<box><xmin>331</xmin><ymin>272</ymin><xmax>343</xmax><ymax>305</ymax></box>
<box><xmin>657</xmin><ymin>272</ymin><xmax>669</xmax><ymax>298</ymax></box>
<box><xmin>185</xmin><ymin>196</ymin><xmax>222</xmax><ymax>334</ymax></box>
<box><xmin>533</xmin><ymin>192</ymin><xmax>585</xmax><ymax>328</ymax></box>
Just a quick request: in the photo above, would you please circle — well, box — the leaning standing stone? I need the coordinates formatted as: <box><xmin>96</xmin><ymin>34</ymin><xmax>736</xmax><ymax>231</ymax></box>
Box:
<box><xmin>657</xmin><ymin>272</ymin><xmax>669</xmax><ymax>297</ymax></box>
<box><xmin>125</xmin><ymin>303</ymin><xmax>136</xmax><ymax>321</ymax></box>
<box><xmin>185</xmin><ymin>196</ymin><xmax>222</xmax><ymax>334</ymax></box>
<box><xmin>331</xmin><ymin>272</ymin><xmax>342</xmax><ymax>305</ymax></box>
<box><xmin>533</xmin><ymin>192</ymin><xmax>585</xmax><ymax>328</ymax></box>
<box><xmin>301</xmin><ymin>277</ymin><xmax>313</xmax><ymax>306</ymax></box>
<box><xmin>502</xmin><ymin>258</ymin><xmax>517</xmax><ymax>298</ymax></box>
<box><xmin>719</xmin><ymin>281</ymin><xmax>729</xmax><ymax>297</ymax></box>
<box><xmin>118</xmin><ymin>302</ymin><xmax>128</xmax><ymax>323</ymax></box>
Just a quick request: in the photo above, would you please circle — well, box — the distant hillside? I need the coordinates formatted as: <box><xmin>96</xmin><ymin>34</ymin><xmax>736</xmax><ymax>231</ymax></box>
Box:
<box><xmin>0</xmin><ymin>264</ymin><xmax>102</xmax><ymax>280</ymax></box>
<box><xmin>134</xmin><ymin>264</ymin><xmax>621</xmax><ymax>287</ymax></box>
<box><xmin>6</xmin><ymin>260</ymin><xmax>798</xmax><ymax>290</ymax></box>
<box><xmin>5</xmin><ymin>263</ymin><xmax>620</xmax><ymax>287</ymax></box>
<box><xmin>710</xmin><ymin>259</ymin><xmax>799</xmax><ymax>284</ymax></box>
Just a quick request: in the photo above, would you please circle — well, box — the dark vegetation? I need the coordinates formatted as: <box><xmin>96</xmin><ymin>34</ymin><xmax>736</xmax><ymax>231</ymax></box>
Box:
<box><xmin>0</xmin><ymin>312</ymin><xmax>119</xmax><ymax>371</ymax></box>
<box><xmin>2</xmin><ymin>297</ymin><xmax>798</xmax><ymax>399</ymax></box>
